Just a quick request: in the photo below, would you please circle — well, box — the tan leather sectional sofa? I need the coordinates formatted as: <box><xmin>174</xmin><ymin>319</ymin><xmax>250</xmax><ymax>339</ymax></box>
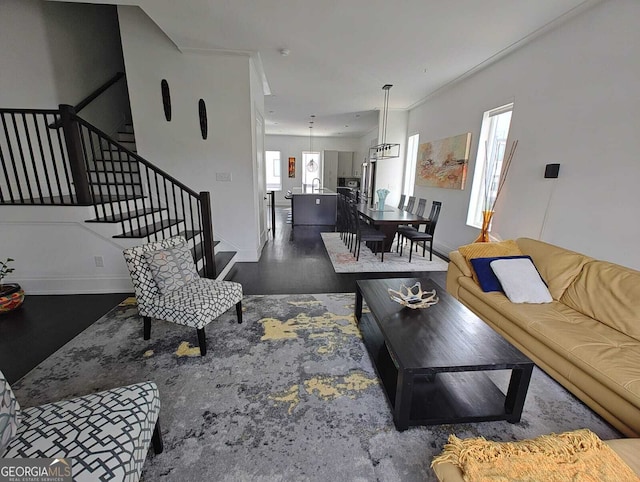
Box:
<box><xmin>446</xmin><ymin>237</ymin><xmax>640</xmax><ymax>438</ymax></box>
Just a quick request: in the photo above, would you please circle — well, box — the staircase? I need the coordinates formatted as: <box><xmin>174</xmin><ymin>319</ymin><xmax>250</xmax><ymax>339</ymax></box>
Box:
<box><xmin>83</xmin><ymin>122</ymin><xmax>237</xmax><ymax>278</ymax></box>
<box><xmin>0</xmin><ymin>106</ymin><xmax>237</xmax><ymax>280</ymax></box>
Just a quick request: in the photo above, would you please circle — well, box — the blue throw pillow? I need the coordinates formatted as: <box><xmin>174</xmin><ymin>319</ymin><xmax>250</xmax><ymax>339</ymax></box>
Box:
<box><xmin>470</xmin><ymin>255</ymin><xmax>534</xmax><ymax>293</ymax></box>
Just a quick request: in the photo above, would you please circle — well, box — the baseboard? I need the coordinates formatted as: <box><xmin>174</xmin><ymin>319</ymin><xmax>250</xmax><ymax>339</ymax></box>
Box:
<box><xmin>18</xmin><ymin>276</ymin><xmax>133</xmax><ymax>295</ymax></box>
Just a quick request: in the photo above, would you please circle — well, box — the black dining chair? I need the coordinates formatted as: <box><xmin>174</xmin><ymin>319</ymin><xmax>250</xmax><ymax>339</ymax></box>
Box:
<box><xmin>397</xmin><ymin>194</ymin><xmax>406</xmax><ymax>210</ymax></box>
<box><xmin>400</xmin><ymin>201</ymin><xmax>442</xmax><ymax>261</ymax></box>
<box><xmin>396</xmin><ymin>198</ymin><xmax>427</xmax><ymax>252</ymax></box>
<box><xmin>350</xmin><ymin>203</ymin><xmax>386</xmax><ymax>262</ymax></box>
<box><xmin>405</xmin><ymin>196</ymin><xmax>416</xmax><ymax>213</ymax></box>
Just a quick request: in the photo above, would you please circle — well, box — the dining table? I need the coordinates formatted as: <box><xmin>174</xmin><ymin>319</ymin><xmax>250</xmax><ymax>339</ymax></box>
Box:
<box><xmin>357</xmin><ymin>203</ymin><xmax>429</xmax><ymax>252</ymax></box>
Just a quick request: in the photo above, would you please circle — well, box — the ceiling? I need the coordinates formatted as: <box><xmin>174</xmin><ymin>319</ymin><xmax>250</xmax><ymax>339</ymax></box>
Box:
<box><xmin>55</xmin><ymin>0</ymin><xmax>601</xmax><ymax>137</ymax></box>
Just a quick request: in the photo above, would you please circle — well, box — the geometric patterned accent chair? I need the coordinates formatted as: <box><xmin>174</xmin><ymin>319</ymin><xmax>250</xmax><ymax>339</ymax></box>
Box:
<box><xmin>2</xmin><ymin>370</ymin><xmax>162</xmax><ymax>482</ymax></box>
<box><xmin>122</xmin><ymin>236</ymin><xmax>243</xmax><ymax>356</ymax></box>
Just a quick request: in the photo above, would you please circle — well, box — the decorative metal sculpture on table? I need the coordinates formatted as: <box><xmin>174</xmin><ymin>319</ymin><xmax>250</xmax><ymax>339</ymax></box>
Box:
<box><xmin>388</xmin><ymin>282</ymin><xmax>439</xmax><ymax>309</ymax></box>
<box><xmin>376</xmin><ymin>188</ymin><xmax>390</xmax><ymax>210</ymax></box>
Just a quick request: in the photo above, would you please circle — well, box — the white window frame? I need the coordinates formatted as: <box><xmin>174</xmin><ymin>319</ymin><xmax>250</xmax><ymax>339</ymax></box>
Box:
<box><xmin>403</xmin><ymin>133</ymin><xmax>419</xmax><ymax>196</ymax></box>
<box><xmin>265</xmin><ymin>150</ymin><xmax>282</xmax><ymax>191</ymax></box>
<box><xmin>466</xmin><ymin>103</ymin><xmax>514</xmax><ymax>229</ymax></box>
<box><xmin>301</xmin><ymin>151</ymin><xmax>321</xmax><ymax>189</ymax></box>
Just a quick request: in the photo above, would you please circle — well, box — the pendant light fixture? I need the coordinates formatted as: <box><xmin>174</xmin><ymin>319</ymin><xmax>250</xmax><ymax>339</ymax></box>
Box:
<box><xmin>369</xmin><ymin>84</ymin><xmax>400</xmax><ymax>160</ymax></box>
<box><xmin>306</xmin><ymin>118</ymin><xmax>318</xmax><ymax>172</ymax></box>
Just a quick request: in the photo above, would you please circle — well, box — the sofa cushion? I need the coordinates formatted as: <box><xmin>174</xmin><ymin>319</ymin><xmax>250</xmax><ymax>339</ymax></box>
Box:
<box><xmin>145</xmin><ymin>278</ymin><xmax>243</xmax><ymax>329</ymax></box>
<box><xmin>560</xmin><ymin>260</ymin><xmax>640</xmax><ymax>342</ymax></box>
<box><xmin>490</xmin><ymin>258</ymin><xmax>552</xmax><ymax>303</ymax></box>
<box><xmin>144</xmin><ymin>243</ymin><xmax>199</xmax><ymax>295</ymax></box>
<box><xmin>470</xmin><ymin>255</ymin><xmax>533</xmax><ymax>292</ymax></box>
<box><xmin>0</xmin><ymin>371</ymin><xmax>20</xmax><ymax>457</ymax></box>
<box><xmin>122</xmin><ymin>236</ymin><xmax>188</xmax><ymax>304</ymax></box>
<box><xmin>516</xmin><ymin>238</ymin><xmax>592</xmax><ymax>300</ymax></box>
<box><xmin>4</xmin><ymin>382</ymin><xmax>160</xmax><ymax>482</ymax></box>
<box><xmin>458</xmin><ymin>240</ymin><xmax>523</xmax><ymax>282</ymax></box>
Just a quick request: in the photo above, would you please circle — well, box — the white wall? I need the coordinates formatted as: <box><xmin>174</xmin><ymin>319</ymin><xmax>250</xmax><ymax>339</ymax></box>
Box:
<box><xmin>0</xmin><ymin>0</ymin><xmax>135</xmax><ymax>294</ymax></box>
<box><xmin>408</xmin><ymin>0</ymin><xmax>640</xmax><ymax>269</ymax></box>
<box><xmin>0</xmin><ymin>0</ymin><xmax>129</xmax><ymax>134</ymax></box>
<box><xmin>0</xmin><ymin>206</ymin><xmax>135</xmax><ymax>294</ymax></box>
<box><xmin>118</xmin><ymin>6</ymin><xmax>263</xmax><ymax>261</ymax></box>
<box><xmin>265</xmin><ymin>135</ymin><xmax>361</xmax><ymax>205</ymax></box>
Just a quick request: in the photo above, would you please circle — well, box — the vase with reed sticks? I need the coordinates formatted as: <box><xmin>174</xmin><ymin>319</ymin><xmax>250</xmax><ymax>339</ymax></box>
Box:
<box><xmin>474</xmin><ymin>210</ymin><xmax>495</xmax><ymax>243</ymax></box>
<box><xmin>474</xmin><ymin>140</ymin><xmax>518</xmax><ymax>243</ymax></box>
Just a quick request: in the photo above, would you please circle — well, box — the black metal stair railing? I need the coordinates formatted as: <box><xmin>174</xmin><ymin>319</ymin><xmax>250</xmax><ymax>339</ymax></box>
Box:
<box><xmin>0</xmin><ymin>108</ymin><xmax>77</xmax><ymax>205</ymax></box>
<box><xmin>73</xmin><ymin>114</ymin><xmax>217</xmax><ymax>277</ymax></box>
<box><xmin>0</xmin><ymin>106</ymin><xmax>218</xmax><ymax>278</ymax></box>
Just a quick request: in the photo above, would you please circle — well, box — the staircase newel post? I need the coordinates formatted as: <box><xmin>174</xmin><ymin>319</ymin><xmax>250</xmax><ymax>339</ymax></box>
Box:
<box><xmin>59</xmin><ymin>104</ymin><xmax>91</xmax><ymax>205</ymax></box>
<box><xmin>199</xmin><ymin>191</ymin><xmax>218</xmax><ymax>279</ymax></box>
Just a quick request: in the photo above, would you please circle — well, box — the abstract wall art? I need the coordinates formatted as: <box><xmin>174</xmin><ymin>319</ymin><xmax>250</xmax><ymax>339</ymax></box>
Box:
<box><xmin>415</xmin><ymin>133</ymin><xmax>472</xmax><ymax>190</ymax></box>
<box><xmin>288</xmin><ymin>157</ymin><xmax>296</xmax><ymax>178</ymax></box>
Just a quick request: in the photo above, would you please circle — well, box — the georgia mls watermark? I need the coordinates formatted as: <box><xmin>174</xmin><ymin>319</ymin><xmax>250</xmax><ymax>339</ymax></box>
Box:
<box><xmin>0</xmin><ymin>458</ymin><xmax>72</xmax><ymax>482</ymax></box>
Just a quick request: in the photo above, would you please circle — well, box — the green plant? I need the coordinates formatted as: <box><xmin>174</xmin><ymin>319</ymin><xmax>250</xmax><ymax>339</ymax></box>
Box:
<box><xmin>0</xmin><ymin>258</ymin><xmax>15</xmax><ymax>287</ymax></box>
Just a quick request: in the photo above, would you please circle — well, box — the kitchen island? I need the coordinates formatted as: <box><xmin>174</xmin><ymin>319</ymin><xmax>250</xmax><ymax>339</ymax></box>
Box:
<box><xmin>285</xmin><ymin>187</ymin><xmax>337</xmax><ymax>226</ymax></box>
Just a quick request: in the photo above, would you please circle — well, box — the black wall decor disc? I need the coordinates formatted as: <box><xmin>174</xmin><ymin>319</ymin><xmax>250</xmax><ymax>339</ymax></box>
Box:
<box><xmin>161</xmin><ymin>79</ymin><xmax>171</xmax><ymax>121</ymax></box>
<box><xmin>199</xmin><ymin>99</ymin><xmax>208</xmax><ymax>140</ymax></box>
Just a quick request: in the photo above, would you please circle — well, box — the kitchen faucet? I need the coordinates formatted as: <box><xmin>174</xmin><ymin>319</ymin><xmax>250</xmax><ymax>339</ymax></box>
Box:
<box><xmin>312</xmin><ymin>178</ymin><xmax>321</xmax><ymax>191</ymax></box>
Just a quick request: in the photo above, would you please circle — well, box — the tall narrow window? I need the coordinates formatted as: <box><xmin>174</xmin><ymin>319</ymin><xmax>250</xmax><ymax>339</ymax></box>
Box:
<box><xmin>265</xmin><ymin>150</ymin><xmax>282</xmax><ymax>191</ymax></box>
<box><xmin>302</xmin><ymin>151</ymin><xmax>321</xmax><ymax>189</ymax></box>
<box><xmin>466</xmin><ymin>103</ymin><xmax>513</xmax><ymax>228</ymax></box>
<box><xmin>403</xmin><ymin>134</ymin><xmax>419</xmax><ymax>196</ymax></box>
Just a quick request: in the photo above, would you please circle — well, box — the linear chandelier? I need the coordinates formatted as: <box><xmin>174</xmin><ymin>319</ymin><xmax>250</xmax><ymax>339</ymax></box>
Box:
<box><xmin>369</xmin><ymin>84</ymin><xmax>400</xmax><ymax>160</ymax></box>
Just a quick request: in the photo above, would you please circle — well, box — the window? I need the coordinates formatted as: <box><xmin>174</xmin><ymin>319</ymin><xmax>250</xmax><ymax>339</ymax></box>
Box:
<box><xmin>265</xmin><ymin>150</ymin><xmax>281</xmax><ymax>191</ymax></box>
<box><xmin>403</xmin><ymin>134</ymin><xmax>419</xmax><ymax>196</ymax></box>
<box><xmin>466</xmin><ymin>103</ymin><xmax>513</xmax><ymax>228</ymax></box>
<box><xmin>301</xmin><ymin>151</ymin><xmax>321</xmax><ymax>189</ymax></box>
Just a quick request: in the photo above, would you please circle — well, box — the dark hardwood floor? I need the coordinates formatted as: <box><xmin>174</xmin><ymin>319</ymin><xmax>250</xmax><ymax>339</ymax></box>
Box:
<box><xmin>225</xmin><ymin>207</ymin><xmax>447</xmax><ymax>294</ymax></box>
<box><xmin>0</xmin><ymin>293</ymin><xmax>130</xmax><ymax>383</ymax></box>
<box><xmin>0</xmin><ymin>207</ymin><xmax>447</xmax><ymax>384</ymax></box>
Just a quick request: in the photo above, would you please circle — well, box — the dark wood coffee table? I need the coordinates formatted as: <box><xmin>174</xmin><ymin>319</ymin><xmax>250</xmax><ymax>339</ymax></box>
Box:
<box><xmin>355</xmin><ymin>277</ymin><xmax>533</xmax><ymax>431</ymax></box>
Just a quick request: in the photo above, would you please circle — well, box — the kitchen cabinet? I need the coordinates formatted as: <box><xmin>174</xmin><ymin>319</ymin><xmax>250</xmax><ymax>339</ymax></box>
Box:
<box><xmin>337</xmin><ymin>151</ymin><xmax>360</xmax><ymax>177</ymax></box>
<box><xmin>337</xmin><ymin>151</ymin><xmax>353</xmax><ymax>177</ymax></box>
<box><xmin>323</xmin><ymin>150</ymin><xmax>338</xmax><ymax>191</ymax></box>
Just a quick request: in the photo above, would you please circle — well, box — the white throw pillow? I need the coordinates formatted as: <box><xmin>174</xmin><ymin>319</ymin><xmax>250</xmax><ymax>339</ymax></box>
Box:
<box><xmin>490</xmin><ymin>258</ymin><xmax>553</xmax><ymax>304</ymax></box>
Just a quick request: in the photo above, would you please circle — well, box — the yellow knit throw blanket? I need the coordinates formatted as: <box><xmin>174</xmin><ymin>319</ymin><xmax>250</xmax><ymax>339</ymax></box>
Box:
<box><xmin>431</xmin><ymin>429</ymin><xmax>639</xmax><ymax>481</ymax></box>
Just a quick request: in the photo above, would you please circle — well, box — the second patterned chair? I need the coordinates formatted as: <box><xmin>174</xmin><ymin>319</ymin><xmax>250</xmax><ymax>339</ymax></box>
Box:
<box><xmin>123</xmin><ymin>236</ymin><xmax>243</xmax><ymax>356</ymax></box>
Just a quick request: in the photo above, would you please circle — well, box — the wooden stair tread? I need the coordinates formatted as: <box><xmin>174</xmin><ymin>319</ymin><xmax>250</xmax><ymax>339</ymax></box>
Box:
<box><xmin>91</xmin><ymin>193</ymin><xmax>145</xmax><ymax>204</ymax></box>
<box><xmin>190</xmin><ymin>240</ymin><xmax>221</xmax><ymax>261</ymax></box>
<box><xmin>86</xmin><ymin>207</ymin><xmax>164</xmax><ymax>223</ymax></box>
<box><xmin>180</xmin><ymin>230</ymin><xmax>201</xmax><ymax>241</ymax></box>
<box><xmin>214</xmin><ymin>251</ymin><xmax>236</xmax><ymax>274</ymax></box>
<box><xmin>113</xmin><ymin>219</ymin><xmax>182</xmax><ymax>238</ymax></box>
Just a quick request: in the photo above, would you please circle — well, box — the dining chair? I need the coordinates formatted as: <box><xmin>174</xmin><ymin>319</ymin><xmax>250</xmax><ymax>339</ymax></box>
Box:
<box><xmin>400</xmin><ymin>201</ymin><xmax>442</xmax><ymax>261</ymax></box>
<box><xmin>405</xmin><ymin>196</ymin><xmax>416</xmax><ymax>213</ymax></box>
<box><xmin>122</xmin><ymin>236</ymin><xmax>243</xmax><ymax>356</ymax></box>
<box><xmin>395</xmin><ymin>198</ymin><xmax>427</xmax><ymax>252</ymax></box>
<box><xmin>338</xmin><ymin>195</ymin><xmax>348</xmax><ymax>242</ymax></box>
<box><xmin>397</xmin><ymin>194</ymin><xmax>406</xmax><ymax>210</ymax></box>
<box><xmin>350</xmin><ymin>203</ymin><xmax>386</xmax><ymax>262</ymax></box>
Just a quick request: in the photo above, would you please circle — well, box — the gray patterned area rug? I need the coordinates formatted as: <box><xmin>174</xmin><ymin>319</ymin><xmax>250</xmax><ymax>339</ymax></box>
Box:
<box><xmin>12</xmin><ymin>294</ymin><xmax>620</xmax><ymax>481</ymax></box>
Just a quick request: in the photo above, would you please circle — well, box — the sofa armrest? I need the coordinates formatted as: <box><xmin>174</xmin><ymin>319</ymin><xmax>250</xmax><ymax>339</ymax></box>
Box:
<box><xmin>446</xmin><ymin>251</ymin><xmax>472</xmax><ymax>299</ymax></box>
<box><xmin>450</xmin><ymin>251</ymin><xmax>472</xmax><ymax>277</ymax></box>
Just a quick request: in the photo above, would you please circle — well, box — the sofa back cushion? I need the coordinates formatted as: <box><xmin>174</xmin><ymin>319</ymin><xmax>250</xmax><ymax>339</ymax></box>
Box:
<box><xmin>0</xmin><ymin>370</ymin><xmax>20</xmax><ymax>456</ymax></box>
<box><xmin>560</xmin><ymin>260</ymin><xmax>640</xmax><ymax>342</ymax></box>
<box><xmin>516</xmin><ymin>238</ymin><xmax>592</xmax><ymax>300</ymax></box>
